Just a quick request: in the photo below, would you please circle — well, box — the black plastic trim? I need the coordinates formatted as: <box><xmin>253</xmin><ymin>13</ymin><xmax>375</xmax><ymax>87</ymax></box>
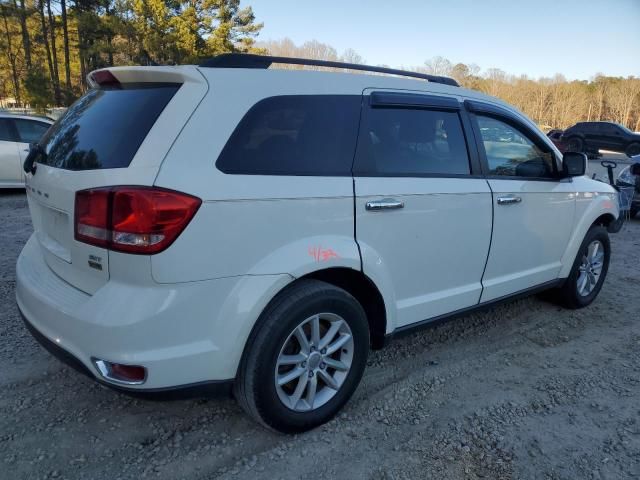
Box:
<box><xmin>370</xmin><ymin>92</ymin><xmax>460</xmax><ymax>110</ymax></box>
<box><xmin>385</xmin><ymin>279</ymin><xmax>564</xmax><ymax>343</ymax></box>
<box><xmin>20</xmin><ymin>308</ymin><xmax>233</xmax><ymax>399</ymax></box>
<box><xmin>458</xmin><ymin>107</ymin><xmax>483</xmax><ymax>176</ymax></box>
<box><xmin>199</xmin><ymin>53</ymin><xmax>460</xmax><ymax>87</ymax></box>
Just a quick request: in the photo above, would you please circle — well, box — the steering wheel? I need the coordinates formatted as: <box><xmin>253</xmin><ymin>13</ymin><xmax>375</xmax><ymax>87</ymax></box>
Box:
<box><xmin>601</xmin><ymin>160</ymin><xmax>617</xmax><ymax>169</ymax></box>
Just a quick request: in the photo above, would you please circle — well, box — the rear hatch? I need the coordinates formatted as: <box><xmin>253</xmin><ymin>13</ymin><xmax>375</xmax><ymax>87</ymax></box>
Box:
<box><xmin>25</xmin><ymin>66</ymin><xmax>207</xmax><ymax>294</ymax></box>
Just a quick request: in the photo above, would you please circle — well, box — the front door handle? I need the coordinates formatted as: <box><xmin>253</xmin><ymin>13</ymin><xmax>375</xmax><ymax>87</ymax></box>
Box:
<box><xmin>365</xmin><ymin>198</ymin><xmax>405</xmax><ymax>211</ymax></box>
<box><xmin>496</xmin><ymin>195</ymin><xmax>522</xmax><ymax>205</ymax></box>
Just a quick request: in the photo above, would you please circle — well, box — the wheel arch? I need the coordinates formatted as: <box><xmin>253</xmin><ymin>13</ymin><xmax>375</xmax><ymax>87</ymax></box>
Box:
<box><xmin>593</xmin><ymin>212</ymin><xmax>616</xmax><ymax>229</ymax></box>
<box><xmin>558</xmin><ymin>194</ymin><xmax>618</xmax><ymax>278</ymax></box>
<box><xmin>300</xmin><ymin>267</ymin><xmax>388</xmax><ymax>350</ymax></box>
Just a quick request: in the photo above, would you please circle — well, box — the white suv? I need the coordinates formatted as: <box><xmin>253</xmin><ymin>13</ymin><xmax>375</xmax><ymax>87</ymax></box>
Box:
<box><xmin>16</xmin><ymin>54</ymin><xmax>619</xmax><ymax>433</ymax></box>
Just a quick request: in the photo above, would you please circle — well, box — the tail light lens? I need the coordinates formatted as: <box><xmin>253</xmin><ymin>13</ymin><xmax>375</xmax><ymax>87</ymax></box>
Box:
<box><xmin>75</xmin><ymin>186</ymin><xmax>201</xmax><ymax>254</ymax></box>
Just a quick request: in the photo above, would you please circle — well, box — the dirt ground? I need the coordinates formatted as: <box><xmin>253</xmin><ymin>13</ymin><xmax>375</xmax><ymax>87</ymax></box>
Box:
<box><xmin>1</xmin><ymin>189</ymin><xmax>639</xmax><ymax>480</ymax></box>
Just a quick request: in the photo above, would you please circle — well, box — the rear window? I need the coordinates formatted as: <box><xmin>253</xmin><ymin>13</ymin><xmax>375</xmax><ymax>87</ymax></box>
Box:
<box><xmin>38</xmin><ymin>83</ymin><xmax>180</xmax><ymax>170</ymax></box>
<box><xmin>216</xmin><ymin>95</ymin><xmax>361</xmax><ymax>176</ymax></box>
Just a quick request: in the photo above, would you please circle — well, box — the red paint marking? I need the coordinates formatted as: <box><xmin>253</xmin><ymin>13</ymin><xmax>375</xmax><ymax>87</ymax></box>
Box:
<box><xmin>308</xmin><ymin>246</ymin><xmax>339</xmax><ymax>262</ymax></box>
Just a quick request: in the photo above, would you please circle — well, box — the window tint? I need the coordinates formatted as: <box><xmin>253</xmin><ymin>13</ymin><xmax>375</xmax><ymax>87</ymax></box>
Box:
<box><xmin>354</xmin><ymin>107</ymin><xmax>470</xmax><ymax>175</ymax></box>
<box><xmin>217</xmin><ymin>95</ymin><xmax>361</xmax><ymax>176</ymax></box>
<box><xmin>477</xmin><ymin>116</ymin><xmax>555</xmax><ymax>178</ymax></box>
<box><xmin>0</xmin><ymin>119</ymin><xmax>14</xmax><ymax>141</ymax></box>
<box><xmin>14</xmin><ymin>119</ymin><xmax>50</xmax><ymax>143</ymax></box>
<box><xmin>39</xmin><ymin>83</ymin><xmax>179</xmax><ymax>170</ymax></box>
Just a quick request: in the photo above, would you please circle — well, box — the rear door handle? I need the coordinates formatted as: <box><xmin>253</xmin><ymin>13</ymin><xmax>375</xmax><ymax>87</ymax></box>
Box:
<box><xmin>365</xmin><ymin>198</ymin><xmax>405</xmax><ymax>211</ymax></box>
<box><xmin>496</xmin><ymin>195</ymin><xmax>522</xmax><ymax>205</ymax></box>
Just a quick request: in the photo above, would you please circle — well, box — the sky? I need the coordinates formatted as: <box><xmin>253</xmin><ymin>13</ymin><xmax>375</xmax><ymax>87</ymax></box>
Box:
<box><xmin>251</xmin><ymin>0</ymin><xmax>640</xmax><ymax>81</ymax></box>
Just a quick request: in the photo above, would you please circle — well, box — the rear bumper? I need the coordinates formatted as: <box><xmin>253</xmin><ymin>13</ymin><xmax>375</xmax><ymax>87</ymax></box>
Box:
<box><xmin>20</xmin><ymin>309</ymin><xmax>232</xmax><ymax>398</ymax></box>
<box><xmin>16</xmin><ymin>233</ymin><xmax>291</xmax><ymax>390</ymax></box>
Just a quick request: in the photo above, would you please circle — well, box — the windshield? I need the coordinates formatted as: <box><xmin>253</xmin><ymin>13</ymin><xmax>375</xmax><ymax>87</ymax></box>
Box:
<box><xmin>618</xmin><ymin>123</ymin><xmax>633</xmax><ymax>134</ymax></box>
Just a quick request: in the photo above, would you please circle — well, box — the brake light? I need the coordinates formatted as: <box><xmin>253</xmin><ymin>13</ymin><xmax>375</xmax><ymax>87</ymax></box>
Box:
<box><xmin>75</xmin><ymin>186</ymin><xmax>201</xmax><ymax>254</ymax></box>
<box><xmin>90</xmin><ymin>70</ymin><xmax>120</xmax><ymax>87</ymax></box>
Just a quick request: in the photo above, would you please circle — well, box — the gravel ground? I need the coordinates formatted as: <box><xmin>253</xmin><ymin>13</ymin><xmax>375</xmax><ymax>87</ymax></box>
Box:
<box><xmin>1</xmin><ymin>189</ymin><xmax>639</xmax><ymax>480</ymax></box>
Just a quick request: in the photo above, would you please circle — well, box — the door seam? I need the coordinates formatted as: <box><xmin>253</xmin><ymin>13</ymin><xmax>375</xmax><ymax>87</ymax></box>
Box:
<box><xmin>479</xmin><ymin>179</ymin><xmax>494</xmax><ymax>303</ymax></box>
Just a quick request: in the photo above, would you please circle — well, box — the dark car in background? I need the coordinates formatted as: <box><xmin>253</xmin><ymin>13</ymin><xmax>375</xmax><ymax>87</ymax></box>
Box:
<box><xmin>561</xmin><ymin>121</ymin><xmax>640</xmax><ymax>157</ymax></box>
<box><xmin>547</xmin><ymin>128</ymin><xmax>566</xmax><ymax>151</ymax></box>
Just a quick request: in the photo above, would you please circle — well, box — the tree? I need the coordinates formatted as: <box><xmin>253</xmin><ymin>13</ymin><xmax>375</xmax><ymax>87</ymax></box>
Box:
<box><xmin>424</xmin><ymin>55</ymin><xmax>451</xmax><ymax>76</ymax></box>
<box><xmin>0</xmin><ymin>2</ymin><xmax>22</xmax><ymax>105</ymax></box>
<box><xmin>37</xmin><ymin>0</ymin><xmax>56</xmax><ymax>102</ymax></box>
<box><xmin>60</xmin><ymin>0</ymin><xmax>72</xmax><ymax>102</ymax></box>
<box><xmin>206</xmin><ymin>0</ymin><xmax>263</xmax><ymax>55</ymax></box>
<box><xmin>46</xmin><ymin>0</ymin><xmax>61</xmax><ymax>104</ymax></box>
<box><xmin>24</xmin><ymin>67</ymin><xmax>51</xmax><ymax>111</ymax></box>
<box><xmin>14</xmin><ymin>0</ymin><xmax>32</xmax><ymax>69</ymax></box>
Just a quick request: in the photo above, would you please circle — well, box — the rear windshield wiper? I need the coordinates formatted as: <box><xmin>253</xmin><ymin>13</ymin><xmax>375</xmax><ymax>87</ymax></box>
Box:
<box><xmin>23</xmin><ymin>143</ymin><xmax>47</xmax><ymax>174</ymax></box>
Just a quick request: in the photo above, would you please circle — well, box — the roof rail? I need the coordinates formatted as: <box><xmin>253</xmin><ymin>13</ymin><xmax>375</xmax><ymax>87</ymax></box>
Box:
<box><xmin>199</xmin><ymin>53</ymin><xmax>460</xmax><ymax>87</ymax></box>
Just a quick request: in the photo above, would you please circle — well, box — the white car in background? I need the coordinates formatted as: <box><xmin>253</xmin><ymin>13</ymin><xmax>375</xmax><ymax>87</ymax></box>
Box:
<box><xmin>0</xmin><ymin>113</ymin><xmax>53</xmax><ymax>188</ymax></box>
<box><xmin>16</xmin><ymin>55</ymin><xmax>620</xmax><ymax>433</ymax></box>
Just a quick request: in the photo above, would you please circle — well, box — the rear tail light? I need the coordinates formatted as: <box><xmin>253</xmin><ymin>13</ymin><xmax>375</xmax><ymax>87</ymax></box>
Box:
<box><xmin>75</xmin><ymin>186</ymin><xmax>201</xmax><ymax>254</ymax></box>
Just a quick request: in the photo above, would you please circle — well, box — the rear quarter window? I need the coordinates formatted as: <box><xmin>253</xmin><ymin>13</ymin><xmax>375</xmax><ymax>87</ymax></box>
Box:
<box><xmin>39</xmin><ymin>83</ymin><xmax>180</xmax><ymax>170</ymax></box>
<box><xmin>216</xmin><ymin>95</ymin><xmax>361</xmax><ymax>176</ymax></box>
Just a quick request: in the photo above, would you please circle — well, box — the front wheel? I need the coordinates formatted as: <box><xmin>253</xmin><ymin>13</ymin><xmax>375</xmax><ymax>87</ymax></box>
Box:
<box><xmin>234</xmin><ymin>279</ymin><xmax>369</xmax><ymax>433</ymax></box>
<box><xmin>557</xmin><ymin>225</ymin><xmax>610</xmax><ymax>309</ymax></box>
<box><xmin>566</xmin><ymin>136</ymin><xmax>584</xmax><ymax>152</ymax></box>
<box><xmin>625</xmin><ymin>142</ymin><xmax>640</xmax><ymax>158</ymax></box>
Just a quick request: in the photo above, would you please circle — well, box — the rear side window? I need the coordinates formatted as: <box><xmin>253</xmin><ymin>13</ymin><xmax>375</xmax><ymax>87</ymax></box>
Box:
<box><xmin>38</xmin><ymin>83</ymin><xmax>179</xmax><ymax>170</ymax></box>
<box><xmin>354</xmin><ymin>107</ymin><xmax>470</xmax><ymax>176</ymax></box>
<box><xmin>216</xmin><ymin>95</ymin><xmax>361</xmax><ymax>176</ymax></box>
<box><xmin>0</xmin><ymin>119</ymin><xmax>15</xmax><ymax>141</ymax></box>
<box><xmin>14</xmin><ymin>119</ymin><xmax>50</xmax><ymax>143</ymax></box>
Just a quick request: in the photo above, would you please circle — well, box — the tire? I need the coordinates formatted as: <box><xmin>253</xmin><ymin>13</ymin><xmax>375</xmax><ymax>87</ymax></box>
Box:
<box><xmin>557</xmin><ymin>225</ymin><xmax>610</xmax><ymax>309</ymax></box>
<box><xmin>630</xmin><ymin>206</ymin><xmax>639</xmax><ymax>219</ymax></box>
<box><xmin>625</xmin><ymin>142</ymin><xmax>640</xmax><ymax>158</ymax></box>
<box><xmin>234</xmin><ymin>279</ymin><xmax>369</xmax><ymax>433</ymax></box>
<box><xmin>566</xmin><ymin>136</ymin><xmax>584</xmax><ymax>152</ymax></box>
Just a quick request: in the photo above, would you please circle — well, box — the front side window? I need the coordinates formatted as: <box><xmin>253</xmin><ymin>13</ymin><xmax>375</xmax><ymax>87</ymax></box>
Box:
<box><xmin>216</xmin><ymin>95</ymin><xmax>361</xmax><ymax>176</ymax></box>
<box><xmin>477</xmin><ymin>115</ymin><xmax>555</xmax><ymax>178</ymax></box>
<box><xmin>14</xmin><ymin>119</ymin><xmax>50</xmax><ymax>143</ymax></box>
<box><xmin>354</xmin><ymin>107</ymin><xmax>470</xmax><ymax>176</ymax></box>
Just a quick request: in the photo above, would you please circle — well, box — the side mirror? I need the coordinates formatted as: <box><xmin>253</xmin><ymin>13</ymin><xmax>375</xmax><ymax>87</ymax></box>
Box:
<box><xmin>562</xmin><ymin>151</ymin><xmax>587</xmax><ymax>177</ymax></box>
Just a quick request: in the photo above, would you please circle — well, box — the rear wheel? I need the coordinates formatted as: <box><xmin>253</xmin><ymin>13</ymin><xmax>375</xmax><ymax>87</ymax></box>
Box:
<box><xmin>557</xmin><ymin>225</ymin><xmax>610</xmax><ymax>309</ymax></box>
<box><xmin>630</xmin><ymin>205</ymin><xmax>639</xmax><ymax>219</ymax></box>
<box><xmin>625</xmin><ymin>142</ymin><xmax>640</xmax><ymax>157</ymax></box>
<box><xmin>566</xmin><ymin>136</ymin><xmax>584</xmax><ymax>152</ymax></box>
<box><xmin>234</xmin><ymin>280</ymin><xmax>369</xmax><ymax>433</ymax></box>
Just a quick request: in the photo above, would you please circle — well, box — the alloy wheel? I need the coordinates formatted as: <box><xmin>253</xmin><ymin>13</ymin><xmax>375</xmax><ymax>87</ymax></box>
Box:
<box><xmin>275</xmin><ymin>313</ymin><xmax>354</xmax><ymax>412</ymax></box>
<box><xmin>577</xmin><ymin>240</ymin><xmax>604</xmax><ymax>297</ymax></box>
